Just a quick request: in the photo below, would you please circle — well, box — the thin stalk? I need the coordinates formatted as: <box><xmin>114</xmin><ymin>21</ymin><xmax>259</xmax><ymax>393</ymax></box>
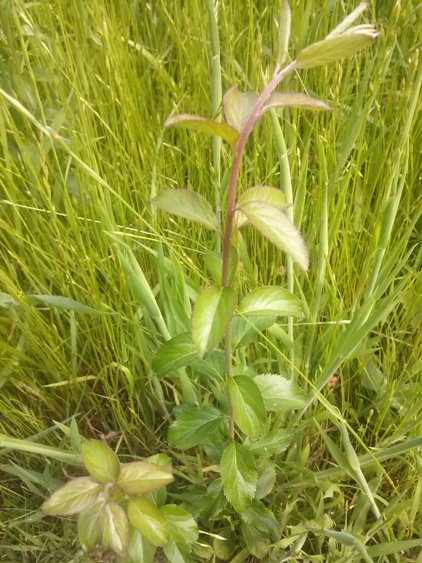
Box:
<box><xmin>207</xmin><ymin>0</ymin><xmax>223</xmax><ymax>251</ymax></box>
<box><xmin>221</xmin><ymin>61</ymin><xmax>298</xmax><ymax>440</ymax></box>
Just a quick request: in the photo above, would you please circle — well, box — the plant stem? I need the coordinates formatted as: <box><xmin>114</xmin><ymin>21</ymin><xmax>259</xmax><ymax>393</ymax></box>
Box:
<box><xmin>220</xmin><ymin>61</ymin><xmax>297</xmax><ymax>441</ymax></box>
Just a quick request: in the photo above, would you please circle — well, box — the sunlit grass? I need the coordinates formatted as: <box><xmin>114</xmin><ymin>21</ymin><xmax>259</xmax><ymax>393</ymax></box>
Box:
<box><xmin>0</xmin><ymin>0</ymin><xmax>421</xmax><ymax>560</ymax></box>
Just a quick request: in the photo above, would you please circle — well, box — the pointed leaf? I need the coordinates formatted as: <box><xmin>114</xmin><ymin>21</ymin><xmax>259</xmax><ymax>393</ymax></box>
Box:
<box><xmin>164</xmin><ymin>113</ymin><xmax>239</xmax><ymax>147</ymax></box>
<box><xmin>220</xmin><ymin>442</ymin><xmax>257</xmax><ymax>512</ymax></box>
<box><xmin>160</xmin><ymin>505</ymin><xmax>198</xmax><ymax>545</ymax></box>
<box><xmin>254</xmin><ymin>374</ymin><xmax>307</xmax><ymax>412</ymax></box>
<box><xmin>81</xmin><ymin>440</ymin><xmax>120</xmax><ymax>484</ymax></box>
<box><xmin>241</xmin><ymin>521</ymin><xmax>270</xmax><ymax>559</ymax></box>
<box><xmin>238</xmin><ymin>200</ymin><xmax>309</xmax><ymax>271</ymax></box>
<box><xmin>192</xmin><ymin>286</ymin><xmax>237</xmax><ymax>357</ymax></box>
<box><xmin>234</xmin><ymin>186</ymin><xmax>289</xmax><ymax>230</ymax></box>
<box><xmin>117</xmin><ymin>461</ymin><xmax>173</xmax><ymax>494</ymax></box>
<box><xmin>151</xmin><ymin>189</ymin><xmax>218</xmax><ymax>231</ymax></box>
<box><xmin>262</xmin><ymin>92</ymin><xmax>333</xmax><ymax>113</ymax></box>
<box><xmin>78</xmin><ymin>500</ymin><xmax>105</xmax><ymax>552</ymax></box>
<box><xmin>239</xmin><ymin>287</ymin><xmax>303</xmax><ymax>317</ymax></box>
<box><xmin>152</xmin><ymin>333</ymin><xmax>199</xmax><ymax>374</ymax></box>
<box><xmin>228</xmin><ymin>376</ymin><xmax>265</xmax><ymax>439</ymax></box>
<box><xmin>241</xmin><ymin>501</ymin><xmax>279</xmax><ymax>539</ymax></box>
<box><xmin>213</xmin><ymin>526</ymin><xmax>236</xmax><ymax>560</ymax></box>
<box><xmin>127</xmin><ymin>527</ymin><xmax>156</xmax><ymax>563</ymax></box>
<box><xmin>128</xmin><ymin>497</ymin><xmax>169</xmax><ymax>547</ymax></box>
<box><xmin>168</xmin><ymin>406</ymin><xmax>226</xmax><ymax>449</ymax></box>
<box><xmin>297</xmin><ymin>25</ymin><xmax>379</xmax><ymax>69</ymax></box>
<box><xmin>277</xmin><ymin>0</ymin><xmax>291</xmax><ymax>68</ymax></box>
<box><xmin>27</xmin><ymin>295</ymin><xmax>109</xmax><ymax>314</ymax></box>
<box><xmin>102</xmin><ymin>502</ymin><xmax>130</xmax><ymax>556</ymax></box>
<box><xmin>223</xmin><ymin>87</ymin><xmax>258</xmax><ymax>132</ymax></box>
<box><xmin>256</xmin><ymin>463</ymin><xmax>276</xmax><ymax>499</ymax></box>
<box><xmin>249</xmin><ymin>428</ymin><xmax>292</xmax><ymax>456</ymax></box>
<box><xmin>327</xmin><ymin>2</ymin><xmax>370</xmax><ymax>38</ymax></box>
<box><xmin>42</xmin><ymin>477</ymin><xmax>102</xmax><ymax>516</ymax></box>
<box><xmin>231</xmin><ymin>315</ymin><xmax>275</xmax><ymax>349</ymax></box>
<box><xmin>163</xmin><ymin>541</ymin><xmax>193</xmax><ymax>563</ymax></box>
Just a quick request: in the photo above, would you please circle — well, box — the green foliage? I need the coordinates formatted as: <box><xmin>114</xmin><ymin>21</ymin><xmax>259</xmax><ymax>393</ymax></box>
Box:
<box><xmin>1</xmin><ymin>0</ymin><xmax>420</xmax><ymax>561</ymax></box>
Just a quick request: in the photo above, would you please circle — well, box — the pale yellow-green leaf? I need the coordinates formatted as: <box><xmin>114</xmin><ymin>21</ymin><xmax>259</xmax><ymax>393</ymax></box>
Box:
<box><xmin>42</xmin><ymin>477</ymin><xmax>102</xmax><ymax>516</ymax></box>
<box><xmin>81</xmin><ymin>439</ymin><xmax>120</xmax><ymax>484</ymax></box>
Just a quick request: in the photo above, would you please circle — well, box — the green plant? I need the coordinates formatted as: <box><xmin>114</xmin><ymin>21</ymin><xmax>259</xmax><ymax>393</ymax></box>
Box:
<box><xmin>39</xmin><ymin>437</ymin><xmax>198</xmax><ymax>561</ymax></box>
<box><xmin>149</xmin><ymin>1</ymin><xmax>380</xmax><ymax>559</ymax></box>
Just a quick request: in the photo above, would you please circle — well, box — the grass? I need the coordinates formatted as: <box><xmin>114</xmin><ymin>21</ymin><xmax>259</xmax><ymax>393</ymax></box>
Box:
<box><xmin>0</xmin><ymin>0</ymin><xmax>421</xmax><ymax>560</ymax></box>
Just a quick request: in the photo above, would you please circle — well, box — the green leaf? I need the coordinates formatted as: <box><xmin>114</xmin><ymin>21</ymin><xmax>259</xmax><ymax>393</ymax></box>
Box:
<box><xmin>127</xmin><ymin>527</ymin><xmax>156</xmax><ymax>563</ymax></box>
<box><xmin>102</xmin><ymin>502</ymin><xmax>130</xmax><ymax>556</ymax></box>
<box><xmin>231</xmin><ymin>315</ymin><xmax>275</xmax><ymax>348</ymax></box>
<box><xmin>228</xmin><ymin>376</ymin><xmax>265</xmax><ymax>439</ymax></box>
<box><xmin>223</xmin><ymin>87</ymin><xmax>258</xmax><ymax>133</ymax></box>
<box><xmin>256</xmin><ymin>463</ymin><xmax>276</xmax><ymax>500</ymax></box>
<box><xmin>249</xmin><ymin>428</ymin><xmax>292</xmax><ymax>456</ymax></box>
<box><xmin>192</xmin><ymin>286</ymin><xmax>237</xmax><ymax>357</ymax></box>
<box><xmin>238</xmin><ymin>200</ymin><xmax>309</xmax><ymax>271</ymax></box>
<box><xmin>128</xmin><ymin>497</ymin><xmax>169</xmax><ymax>547</ymax></box>
<box><xmin>241</xmin><ymin>501</ymin><xmax>279</xmax><ymax>540</ymax></box>
<box><xmin>241</xmin><ymin>521</ymin><xmax>270</xmax><ymax>559</ymax></box>
<box><xmin>262</xmin><ymin>92</ymin><xmax>333</xmax><ymax>113</ymax></box>
<box><xmin>213</xmin><ymin>526</ymin><xmax>236</xmax><ymax>560</ymax></box>
<box><xmin>117</xmin><ymin>461</ymin><xmax>173</xmax><ymax>494</ymax></box>
<box><xmin>0</xmin><ymin>291</ymin><xmax>18</xmax><ymax>309</ymax></box>
<box><xmin>239</xmin><ymin>287</ymin><xmax>303</xmax><ymax>318</ymax></box>
<box><xmin>234</xmin><ymin>186</ymin><xmax>289</xmax><ymax>230</ymax></box>
<box><xmin>327</xmin><ymin>2</ymin><xmax>370</xmax><ymax>38</ymax></box>
<box><xmin>276</xmin><ymin>0</ymin><xmax>291</xmax><ymax>68</ymax></box>
<box><xmin>168</xmin><ymin>406</ymin><xmax>226</xmax><ymax>449</ymax></box>
<box><xmin>254</xmin><ymin>374</ymin><xmax>307</xmax><ymax>412</ymax></box>
<box><xmin>81</xmin><ymin>440</ymin><xmax>120</xmax><ymax>484</ymax></box>
<box><xmin>160</xmin><ymin>505</ymin><xmax>198</xmax><ymax>545</ymax></box>
<box><xmin>297</xmin><ymin>25</ymin><xmax>379</xmax><ymax>69</ymax></box>
<box><xmin>151</xmin><ymin>189</ymin><xmax>218</xmax><ymax>231</ymax></box>
<box><xmin>42</xmin><ymin>477</ymin><xmax>102</xmax><ymax>515</ymax></box>
<box><xmin>164</xmin><ymin>113</ymin><xmax>239</xmax><ymax>147</ymax></box>
<box><xmin>78</xmin><ymin>500</ymin><xmax>105</xmax><ymax>553</ymax></box>
<box><xmin>163</xmin><ymin>541</ymin><xmax>193</xmax><ymax>563</ymax></box>
<box><xmin>205</xmin><ymin>246</ymin><xmax>238</xmax><ymax>286</ymax></box>
<box><xmin>26</xmin><ymin>295</ymin><xmax>110</xmax><ymax>314</ymax></box>
<box><xmin>152</xmin><ymin>333</ymin><xmax>199</xmax><ymax>374</ymax></box>
<box><xmin>220</xmin><ymin>442</ymin><xmax>257</xmax><ymax>512</ymax></box>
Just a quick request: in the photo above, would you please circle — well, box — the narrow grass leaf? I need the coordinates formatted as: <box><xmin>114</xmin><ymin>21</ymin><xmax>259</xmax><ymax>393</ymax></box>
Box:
<box><xmin>26</xmin><ymin>295</ymin><xmax>110</xmax><ymax>315</ymax></box>
<box><xmin>239</xmin><ymin>287</ymin><xmax>302</xmax><ymax>317</ymax></box>
<box><xmin>220</xmin><ymin>442</ymin><xmax>257</xmax><ymax>512</ymax></box>
<box><xmin>239</xmin><ymin>200</ymin><xmax>308</xmax><ymax>271</ymax></box>
<box><xmin>117</xmin><ymin>461</ymin><xmax>173</xmax><ymax>494</ymax></box>
<box><xmin>42</xmin><ymin>477</ymin><xmax>102</xmax><ymax>515</ymax></box>
<box><xmin>228</xmin><ymin>376</ymin><xmax>265</xmax><ymax>439</ymax></box>
<box><xmin>276</xmin><ymin>0</ymin><xmax>291</xmax><ymax>68</ymax></box>
<box><xmin>151</xmin><ymin>189</ymin><xmax>219</xmax><ymax>231</ymax></box>
<box><xmin>81</xmin><ymin>440</ymin><xmax>120</xmax><ymax>484</ymax></box>
<box><xmin>254</xmin><ymin>374</ymin><xmax>307</xmax><ymax>412</ymax></box>
<box><xmin>327</xmin><ymin>2</ymin><xmax>369</xmax><ymax>38</ymax></box>
<box><xmin>223</xmin><ymin>87</ymin><xmax>258</xmax><ymax>133</ymax></box>
<box><xmin>128</xmin><ymin>497</ymin><xmax>169</xmax><ymax>547</ymax></box>
<box><xmin>152</xmin><ymin>333</ymin><xmax>199</xmax><ymax>374</ymax></box>
<box><xmin>164</xmin><ymin>113</ymin><xmax>239</xmax><ymax>147</ymax></box>
<box><xmin>168</xmin><ymin>406</ymin><xmax>226</xmax><ymax>449</ymax></box>
<box><xmin>366</xmin><ymin>538</ymin><xmax>422</xmax><ymax>557</ymax></box>
<box><xmin>192</xmin><ymin>286</ymin><xmax>237</xmax><ymax>357</ymax></box>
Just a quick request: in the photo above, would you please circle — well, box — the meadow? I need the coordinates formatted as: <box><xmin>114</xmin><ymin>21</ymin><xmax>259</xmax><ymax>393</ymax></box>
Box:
<box><xmin>0</xmin><ymin>0</ymin><xmax>421</xmax><ymax>561</ymax></box>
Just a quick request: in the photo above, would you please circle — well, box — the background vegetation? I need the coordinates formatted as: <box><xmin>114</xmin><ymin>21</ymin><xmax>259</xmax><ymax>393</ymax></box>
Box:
<box><xmin>0</xmin><ymin>0</ymin><xmax>420</xmax><ymax>560</ymax></box>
